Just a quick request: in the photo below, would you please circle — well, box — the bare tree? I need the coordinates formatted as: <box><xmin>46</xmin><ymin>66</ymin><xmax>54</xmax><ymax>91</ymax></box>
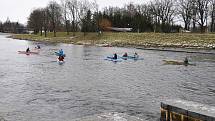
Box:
<box><xmin>28</xmin><ymin>8</ymin><xmax>44</xmax><ymax>35</ymax></box>
<box><xmin>189</xmin><ymin>0</ymin><xmax>197</xmax><ymax>32</ymax></box>
<box><xmin>150</xmin><ymin>0</ymin><xmax>176</xmax><ymax>32</ymax></box>
<box><xmin>210</xmin><ymin>0</ymin><xmax>215</xmax><ymax>32</ymax></box>
<box><xmin>196</xmin><ymin>0</ymin><xmax>210</xmax><ymax>32</ymax></box>
<box><xmin>61</xmin><ymin>0</ymin><xmax>70</xmax><ymax>35</ymax></box>
<box><xmin>154</xmin><ymin>0</ymin><xmax>175</xmax><ymax>24</ymax></box>
<box><xmin>77</xmin><ymin>0</ymin><xmax>93</xmax><ymax>35</ymax></box>
<box><xmin>177</xmin><ymin>0</ymin><xmax>193</xmax><ymax>30</ymax></box>
<box><xmin>42</xmin><ymin>7</ymin><xmax>50</xmax><ymax>37</ymax></box>
<box><xmin>47</xmin><ymin>1</ymin><xmax>62</xmax><ymax>37</ymax></box>
<box><xmin>0</xmin><ymin>21</ymin><xmax>3</xmax><ymax>32</ymax></box>
<box><xmin>137</xmin><ymin>4</ymin><xmax>153</xmax><ymax>32</ymax></box>
<box><xmin>67</xmin><ymin>0</ymin><xmax>78</xmax><ymax>36</ymax></box>
<box><xmin>91</xmin><ymin>0</ymin><xmax>99</xmax><ymax>32</ymax></box>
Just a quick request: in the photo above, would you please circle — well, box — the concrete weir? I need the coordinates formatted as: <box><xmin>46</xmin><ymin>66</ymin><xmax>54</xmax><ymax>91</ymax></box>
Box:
<box><xmin>72</xmin><ymin>112</ymin><xmax>144</xmax><ymax>121</ymax></box>
<box><xmin>161</xmin><ymin>99</ymin><xmax>215</xmax><ymax>121</ymax></box>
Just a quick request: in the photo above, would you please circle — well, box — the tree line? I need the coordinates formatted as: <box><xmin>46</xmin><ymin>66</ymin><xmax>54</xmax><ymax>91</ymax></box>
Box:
<box><xmin>0</xmin><ymin>18</ymin><xmax>26</xmax><ymax>33</ymax></box>
<box><xmin>3</xmin><ymin>0</ymin><xmax>215</xmax><ymax>36</ymax></box>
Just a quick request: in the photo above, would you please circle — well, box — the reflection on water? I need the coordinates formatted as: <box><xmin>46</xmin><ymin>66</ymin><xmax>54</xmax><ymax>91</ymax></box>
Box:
<box><xmin>0</xmin><ymin>34</ymin><xmax>215</xmax><ymax>121</ymax></box>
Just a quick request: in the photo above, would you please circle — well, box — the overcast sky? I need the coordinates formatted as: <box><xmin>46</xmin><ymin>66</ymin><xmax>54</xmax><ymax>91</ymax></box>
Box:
<box><xmin>0</xmin><ymin>0</ymin><xmax>150</xmax><ymax>24</ymax></box>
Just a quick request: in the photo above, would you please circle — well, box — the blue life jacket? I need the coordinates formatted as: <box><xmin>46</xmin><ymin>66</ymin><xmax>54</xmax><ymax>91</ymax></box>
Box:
<box><xmin>59</xmin><ymin>49</ymin><xmax>64</xmax><ymax>56</ymax></box>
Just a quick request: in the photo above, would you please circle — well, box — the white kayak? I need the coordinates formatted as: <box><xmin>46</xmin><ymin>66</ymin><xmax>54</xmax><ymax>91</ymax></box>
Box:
<box><xmin>58</xmin><ymin>60</ymin><xmax>65</xmax><ymax>65</ymax></box>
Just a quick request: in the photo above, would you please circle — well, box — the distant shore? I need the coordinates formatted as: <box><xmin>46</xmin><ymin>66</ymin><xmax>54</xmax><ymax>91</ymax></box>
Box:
<box><xmin>9</xmin><ymin>32</ymin><xmax>215</xmax><ymax>49</ymax></box>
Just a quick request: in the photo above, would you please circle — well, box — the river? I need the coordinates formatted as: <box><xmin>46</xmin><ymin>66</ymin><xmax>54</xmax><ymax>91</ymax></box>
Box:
<box><xmin>0</xmin><ymin>33</ymin><xmax>215</xmax><ymax>121</ymax></box>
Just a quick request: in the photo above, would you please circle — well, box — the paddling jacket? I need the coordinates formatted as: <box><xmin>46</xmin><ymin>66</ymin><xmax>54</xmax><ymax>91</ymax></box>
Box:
<box><xmin>26</xmin><ymin>48</ymin><xmax>30</xmax><ymax>52</ymax></box>
<box><xmin>113</xmin><ymin>54</ymin><xmax>117</xmax><ymax>59</ymax></box>
<box><xmin>123</xmin><ymin>53</ymin><xmax>128</xmax><ymax>57</ymax></box>
<box><xmin>59</xmin><ymin>50</ymin><xmax>64</xmax><ymax>56</ymax></box>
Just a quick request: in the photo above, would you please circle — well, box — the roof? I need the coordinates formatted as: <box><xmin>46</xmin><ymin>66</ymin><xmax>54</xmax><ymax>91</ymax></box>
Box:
<box><xmin>106</xmin><ymin>27</ymin><xmax>132</xmax><ymax>32</ymax></box>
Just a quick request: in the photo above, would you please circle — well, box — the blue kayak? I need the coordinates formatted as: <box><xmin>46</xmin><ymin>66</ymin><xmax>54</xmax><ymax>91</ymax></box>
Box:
<box><xmin>120</xmin><ymin>56</ymin><xmax>143</xmax><ymax>60</ymax></box>
<box><xmin>55</xmin><ymin>52</ymin><xmax>66</xmax><ymax>57</ymax></box>
<box><xmin>105</xmin><ymin>56</ymin><xmax>122</xmax><ymax>62</ymax></box>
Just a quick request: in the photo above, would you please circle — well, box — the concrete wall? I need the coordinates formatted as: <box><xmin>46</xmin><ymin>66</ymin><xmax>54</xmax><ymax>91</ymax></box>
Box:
<box><xmin>160</xmin><ymin>99</ymin><xmax>215</xmax><ymax>121</ymax></box>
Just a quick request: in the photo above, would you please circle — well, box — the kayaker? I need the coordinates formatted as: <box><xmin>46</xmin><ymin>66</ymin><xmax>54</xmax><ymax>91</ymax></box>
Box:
<box><xmin>59</xmin><ymin>49</ymin><xmax>64</xmax><ymax>56</ymax></box>
<box><xmin>134</xmin><ymin>52</ymin><xmax>139</xmax><ymax>58</ymax></box>
<box><xmin>58</xmin><ymin>49</ymin><xmax>65</xmax><ymax>61</ymax></box>
<box><xmin>26</xmin><ymin>47</ymin><xmax>30</xmax><ymax>53</ymax></box>
<box><xmin>184</xmin><ymin>57</ymin><xmax>189</xmax><ymax>64</ymax></box>
<box><xmin>35</xmin><ymin>45</ymin><xmax>40</xmax><ymax>49</ymax></box>
<box><xmin>122</xmin><ymin>52</ymin><xmax>128</xmax><ymax>57</ymax></box>
<box><xmin>113</xmin><ymin>53</ymin><xmax>117</xmax><ymax>59</ymax></box>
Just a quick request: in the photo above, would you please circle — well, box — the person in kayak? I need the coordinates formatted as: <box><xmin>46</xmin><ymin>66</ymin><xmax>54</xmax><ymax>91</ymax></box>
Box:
<box><xmin>26</xmin><ymin>47</ymin><xmax>30</xmax><ymax>53</ymax></box>
<box><xmin>122</xmin><ymin>52</ymin><xmax>128</xmax><ymax>57</ymax></box>
<box><xmin>134</xmin><ymin>52</ymin><xmax>139</xmax><ymax>58</ymax></box>
<box><xmin>35</xmin><ymin>45</ymin><xmax>40</xmax><ymax>49</ymax></box>
<box><xmin>58</xmin><ymin>49</ymin><xmax>65</xmax><ymax>61</ymax></box>
<box><xmin>184</xmin><ymin>57</ymin><xmax>189</xmax><ymax>64</ymax></box>
<box><xmin>113</xmin><ymin>53</ymin><xmax>117</xmax><ymax>59</ymax></box>
<box><xmin>58</xmin><ymin>49</ymin><xmax>64</xmax><ymax>56</ymax></box>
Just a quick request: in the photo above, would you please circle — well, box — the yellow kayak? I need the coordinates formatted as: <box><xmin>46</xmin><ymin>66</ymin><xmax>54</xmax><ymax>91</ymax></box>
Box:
<box><xmin>163</xmin><ymin>60</ymin><xmax>196</xmax><ymax>66</ymax></box>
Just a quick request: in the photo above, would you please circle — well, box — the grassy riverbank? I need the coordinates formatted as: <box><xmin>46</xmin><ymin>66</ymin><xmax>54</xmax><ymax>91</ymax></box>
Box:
<box><xmin>10</xmin><ymin>32</ymin><xmax>215</xmax><ymax>49</ymax></box>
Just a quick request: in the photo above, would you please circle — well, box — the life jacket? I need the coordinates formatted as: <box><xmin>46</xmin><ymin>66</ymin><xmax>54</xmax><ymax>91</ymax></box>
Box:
<box><xmin>26</xmin><ymin>48</ymin><xmax>30</xmax><ymax>52</ymax></box>
<box><xmin>59</xmin><ymin>50</ymin><xmax>64</xmax><ymax>56</ymax></box>
<box><xmin>58</xmin><ymin>56</ymin><xmax>64</xmax><ymax>61</ymax></box>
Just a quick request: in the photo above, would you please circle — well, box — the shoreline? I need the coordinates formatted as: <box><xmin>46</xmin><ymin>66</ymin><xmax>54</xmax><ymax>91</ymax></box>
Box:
<box><xmin>9</xmin><ymin>33</ymin><xmax>215</xmax><ymax>52</ymax></box>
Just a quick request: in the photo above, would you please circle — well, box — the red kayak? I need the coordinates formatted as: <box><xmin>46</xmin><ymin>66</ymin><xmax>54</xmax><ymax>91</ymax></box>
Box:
<box><xmin>18</xmin><ymin>51</ymin><xmax>39</xmax><ymax>55</ymax></box>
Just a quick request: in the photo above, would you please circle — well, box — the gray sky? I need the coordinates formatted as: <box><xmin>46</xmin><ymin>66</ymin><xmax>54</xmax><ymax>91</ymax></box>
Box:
<box><xmin>0</xmin><ymin>0</ymin><xmax>149</xmax><ymax>24</ymax></box>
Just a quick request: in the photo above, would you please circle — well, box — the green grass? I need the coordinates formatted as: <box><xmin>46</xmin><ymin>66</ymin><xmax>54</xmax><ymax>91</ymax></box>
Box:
<box><xmin>10</xmin><ymin>32</ymin><xmax>215</xmax><ymax>49</ymax></box>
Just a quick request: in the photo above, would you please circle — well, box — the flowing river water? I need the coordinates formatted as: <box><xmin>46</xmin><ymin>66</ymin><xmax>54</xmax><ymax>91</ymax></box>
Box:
<box><xmin>0</xmin><ymin>33</ymin><xmax>215</xmax><ymax>121</ymax></box>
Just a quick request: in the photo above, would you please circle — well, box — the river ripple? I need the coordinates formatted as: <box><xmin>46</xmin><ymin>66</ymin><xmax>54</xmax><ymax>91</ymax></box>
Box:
<box><xmin>0</xmin><ymin>34</ymin><xmax>214</xmax><ymax>121</ymax></box>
